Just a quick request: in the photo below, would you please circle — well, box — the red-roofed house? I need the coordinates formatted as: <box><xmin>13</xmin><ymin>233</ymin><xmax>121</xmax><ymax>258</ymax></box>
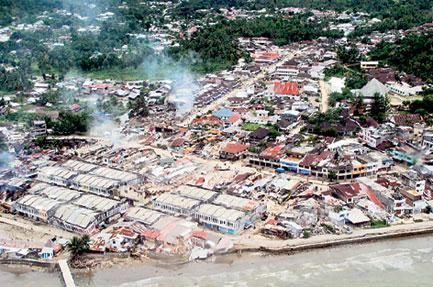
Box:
<box><xmin>330</xmin><ymin>183</ymin><xmax>366</xmax><ymax>204</ymax></box>
<box><xmin>227</xmin><ymin>113</ymin><xmax>242</xmax><ymax>125</ymax></box>
<box><xmin>220</xmin><ymin>142</ymin><xmax>249</xmax><ymax>160</ymax></box>
<box><xmin>260</xmin><ymin>144</ymin><xmax>285</xmax><ymax>159</ymax></box>
<box><xmin>249</xmin><ymin>144</ymin><xmax>286</xmax><ymax>169</ymax></box>
<box><xmin>273</xmin><ymin>81</ymin><xmax>300</xmax><ymax>99</ymax></box>
<box><xmin>253</xmin><ymin>51</ymin><xmax>280</xmax><ymax>64</ymax></box>
<box><xmin>192</xmin><ymin>115</ymin><xmax>223</xmax><ymax>127</ymax></box>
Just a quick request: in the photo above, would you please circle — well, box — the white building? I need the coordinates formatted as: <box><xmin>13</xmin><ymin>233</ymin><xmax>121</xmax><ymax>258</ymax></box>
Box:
<box><xmin>153</xmin><ymin>193</ymin><xmax>201</xmax><ymax>217</ymax></box>
<box><xmin>194</xmin><ymin>204</ymin><xmax>247</xmax><ymax>234</ymax></box>
<box><xmin>386</xmin><ymin>82</ymin><xmax>424</xmax><ymax>97</ymax></box>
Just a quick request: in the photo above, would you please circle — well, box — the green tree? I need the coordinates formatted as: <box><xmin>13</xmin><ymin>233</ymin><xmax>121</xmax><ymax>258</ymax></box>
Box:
<box><xmin>370</xmin><ymin>93</ymin><xmax>389</xmax><ymax>123</ymax></box>
<box><xmin>52</xmin><ymin>111</ymin><xmax>91</xmax><ymax>135</ymax></box>
<box><xmin>128</xmin><ymin>95</ymin><xmax>149</xmax><ymax>117</ymax></box>
<box><xmin>337</xmin><ymin>45</ymin><xmax>361</xmax><ymax>64</ymax></box>
<box><xmin>39</xmin><ymin>90</ymin><xmax>60</xmax><ymax>106</ymax></box>
<box><xmin>68</xmin><ymin>235</ymin><xmax>90</xmax><ymax>258</ymax></box>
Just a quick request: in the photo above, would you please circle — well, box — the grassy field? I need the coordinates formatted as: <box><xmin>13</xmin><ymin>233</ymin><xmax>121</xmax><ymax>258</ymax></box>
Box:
<box><xmin>370</xmin><ymin>219</ymin><xmax>390</xmax><ymax>228</ymax></box>
<box><xmin>67</xmin><ymin>63</ymin><xmax>200</xmax><ymax>81</ymax></box>
<box><xmin>67</xmin><ymin>67</ymin><xmax>153</xmax><ymax>81</ymax></box>
<box><xmin>242</xmin><ymin>122</ymin><xmax>263</xmax><ymax>131</ymax></box>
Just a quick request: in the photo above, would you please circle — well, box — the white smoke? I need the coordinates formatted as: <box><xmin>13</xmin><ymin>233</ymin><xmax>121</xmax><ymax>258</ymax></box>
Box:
<box><xmin>140</xmin><ymin>52</ymin><xmax>200</xmax><ymax>116</ymax></box>
<box><xmin>85</xmin><ymin>93</ymin><xmax>129</xmax><ymax>147</ymax></box>
<box><xmin>0</xmin><ymin>151</ymin><xmax>16</xmax><ymax>169</ymax></box>
<box><xmin>88</xmin><ymin>116</ymin><xmax>127</xmax><ymax>147</ymax></box>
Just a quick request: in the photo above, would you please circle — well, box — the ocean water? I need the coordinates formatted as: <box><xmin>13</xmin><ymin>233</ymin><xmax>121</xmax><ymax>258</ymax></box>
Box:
<box><xmin>2</xmin><ymin>236</ymin><xmax>433</xmax><ymax>287</ymax></box>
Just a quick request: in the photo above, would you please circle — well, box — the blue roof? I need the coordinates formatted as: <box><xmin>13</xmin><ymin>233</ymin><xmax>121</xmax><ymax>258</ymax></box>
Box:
<box><xmin>213</xmin><ymin>108</ymin><xmax>234</xmax><ymax>118</ymax></box>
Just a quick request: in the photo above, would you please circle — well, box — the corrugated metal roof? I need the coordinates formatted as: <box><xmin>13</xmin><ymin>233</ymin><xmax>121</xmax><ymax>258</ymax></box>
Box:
<box><xmin>53</xmin><ymin>204</ymin><xmax>97</xmax><ymax>228</ymax></box>
<box><xmin>155</xmin><ymin>193</ymin><xmax>200</xmax><ymax>209</ymax></box>
<box><xmin>177</xmin><ymin>186</ymin><xmax>217</xmax><ymax>202</ymax></box>
<box><xmin>126</xmin><ymin>207</ymin><xmax>163</xmax><ymax>225</ymax></box>
<box><xmin>16</xmin><ymin>194</ymin><xmax>61</xmax><ymax>213</ymax></box>
<box><xmin>196</xmin><ymin>204</ymin><xmax>245</xmax><ymax>222</ymax></box>
<box><xmin>73</xmin><ymin>194</ymin><xmax>119</xmax><ymax>212</ymax></box>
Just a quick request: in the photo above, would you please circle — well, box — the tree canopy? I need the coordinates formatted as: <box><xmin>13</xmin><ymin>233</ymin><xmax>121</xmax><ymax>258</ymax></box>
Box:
<box><xmin>369</xmin><ymin>32</ymin><xmax>433</xmax><ymax>83</ymax></box>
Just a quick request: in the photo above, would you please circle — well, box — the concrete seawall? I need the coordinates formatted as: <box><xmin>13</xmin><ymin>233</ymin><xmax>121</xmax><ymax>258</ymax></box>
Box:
<box><xmin>0</xmin><ymin>258</ymin><xmax>57</xmax><ymax>269</ymax></box>
<box><xmin>230</xmin><ymin>224</ymin><xmax>433</xmax><ymax>255</ymax></box>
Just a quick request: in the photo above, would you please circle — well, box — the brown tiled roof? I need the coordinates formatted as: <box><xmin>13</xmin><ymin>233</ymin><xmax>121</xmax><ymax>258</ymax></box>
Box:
<box><xmin>331</xmin><ymin>183</ymin><xmax>362</xmax><ymax>200</ymax></box>
<box><xmin>170</xmin><ymin>137</ymin><xmax>185</xmax><ymax>148</ymax></box>
<box><xmin>392</xmin><ymin>114</ymin><xmax>423</xmax><ymax>126</ymax></box>
<box><xmin>223</xmin><ymin>142</ymin><xmax>249</xmax><ymax>154</ymax></box>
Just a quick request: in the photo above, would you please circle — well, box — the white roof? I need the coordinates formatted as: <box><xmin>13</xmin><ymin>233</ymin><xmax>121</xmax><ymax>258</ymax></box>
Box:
<box><xmin>73</xmin><ymin>174</ymin><xmax>118</xmax><ymax>190</ymax></box>
<box><xmin>126</xmin><ymin>207</ymin><xmax>164</xmax><ymax>225</ymax></box>
<box><xmin>73</xmin><ymin>194</ymin><xmax>119</xmax><ymax>212</ymax></box>
<box><xmin>359</xmin><ymin>78</ymin><xmax>389</xmax><ymax>99</ymax></box>
<box><xmin>41</xmin><ymin>185</ymin><xmax>81</xmax><ymax>202</ymax></box>
<box><xmin>177</xmin><ymin>186</ymin><xmax>217</xmax><ymax>202</ymax></box>
<box><xmin>90</xmin><ymin>166</ymin><xmax>139</xmax><ymax>183</ymax></box>
<box><xmin>155</xmin><ymin>193</ymin><xmax>200</xmax><ymax>210</ymax></box>
<box><xmin>196</xmin><ymin>204</ymin><xmax>245</xmax><ymax>222</ymax></box>
<box><xmin>39</xmin><ymin>166</ymin><xmax>78</xmax><ymax>180</ymax></box>
<box><xmin>214</xmin><ymin>194</ymin><xmax>259</xmax><ymax>212</ymax></box>
<box><xmin>53</xmin><ymin>204</ymin><xmax>97</xmax><ymax>229</ymax></box>
<box><xmin>15</xmin><ymin>195</ymin><xmax>60</xmax><ymax>213</ymax></box>
<box><xmin>347</xmin><ymin>208</ymin><xmax>370</xmax><ymax>224</ymax></box>
<box><xmin>62</xmin><ymin>160</ymin><xmax>98</xmax><ymax>172</ymax></box>
<box><xmin>327</xmin><ymin>77</ymin><xmax>345</xmax><ymax>93</ymax></box>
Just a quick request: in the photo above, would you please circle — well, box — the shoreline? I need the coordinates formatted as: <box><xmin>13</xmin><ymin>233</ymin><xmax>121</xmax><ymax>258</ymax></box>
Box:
<box><xmin>229</xmin><ymin>221</ymin><xmax>433</xmax><ymax>256</ymax></box>
<box><xmin>3</xmin><ymin>220</ymin><xmax>433</xmax><ymax>272</ymax></box>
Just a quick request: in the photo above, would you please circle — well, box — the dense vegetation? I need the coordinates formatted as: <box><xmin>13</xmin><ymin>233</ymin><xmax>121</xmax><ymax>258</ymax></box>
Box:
<box><xmin>407</xmin><ymin>89</ymin><xmax>433</xmax><ymax>123</ymax></box>
<box><xmin>324</xmin><ymin>65</ymin><xmax>368</xmax><ymax>90</ymax></box>
<box><xmin>46</xmin><ymin>110</ymin><xmax>92</xmax><ymax>135</ymax></box>
<box><xmin>0</xmin><ymin>0</ymin><xmax>62</xmax><ymax>26</ymax></box>
<box><xmin>1</xmin><ymin>0</ymin><xmax>432</xmax><ymax>87</ymax></box>
<box><xmin>174</xmin><ymin>0</ymin><xmax>433</xmax><ymax>37</ymax></box>
<box><xmin>369</xmin><ymin>32</ymin><xmax>433</xmax><ymax>83</ymax></box>
<box><xmin>171</xmin><ymin>14</ymin><xmax>342</xmax><ymax>72</ymax></box>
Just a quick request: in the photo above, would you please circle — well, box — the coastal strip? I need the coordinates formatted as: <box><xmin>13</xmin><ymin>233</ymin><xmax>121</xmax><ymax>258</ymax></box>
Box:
<box><xmin>230</xmin><ymin>221</ymin><xmax>433</xmax><ymax>255</ymax></box>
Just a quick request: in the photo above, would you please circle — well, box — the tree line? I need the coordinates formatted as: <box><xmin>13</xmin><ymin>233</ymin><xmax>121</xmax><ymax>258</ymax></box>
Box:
<box><xmin>369</xmin><ymin>31</ymin><xmax>433</xmax><ymax>83</ymax></box>
<box><xmin>170</xmin><ymin>14</ymin><xmax>342</xmax><ymax>72</ymax></box>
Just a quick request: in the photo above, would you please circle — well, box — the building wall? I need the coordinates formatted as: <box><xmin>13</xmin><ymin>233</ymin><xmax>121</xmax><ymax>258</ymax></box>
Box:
<box><xmin>194</xmin><ymin>213</ymin><xmax>245</xmax><ymax>234</ymax></box>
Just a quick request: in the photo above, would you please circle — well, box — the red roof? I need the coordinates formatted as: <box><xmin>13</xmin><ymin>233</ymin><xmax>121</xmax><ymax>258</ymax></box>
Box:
<box><xmin>260</xmin><ymin>144</ymin><xmax>285</xmax><ymax>159</ymax></box>
<box><xmin>253</xmin><ymin>51</ymin><xmax>279</xmax><ymax>61</ymax></box>
<box><xmin>366</xmin><ymin>189</ymin><xmax>385</xmax><ymax>209</ymax></box>
<box><xmin>192</xmin><ymin>115</ymin><xmax>223</xmax><ymax>126</ymax></box>
<box><xmin>331</xmin><ymin>183</ymin><xmax>362</xmax><ymax>201</ymax></box>
<box><xmin>392</xmin><ymin>114</ymin><xmax>423</xmax><ymax>126</ymax></box>
<box><xmin>266</xmin><ymin>218</ymin><xmax>278</xmax><ymax>225</ymax></box>
<box><xmin>227</xmin><ymin>113</ymin><xmax>241</xmax><ymax>124</ymax></box>
<box><xmin>300</xmin><ymin>151</ymin><xmax>333</xmax><ymax>166</ymax></box>
<box><xmin>195</xmin><ymin>177</ymin><xmax>205</xmax><ymax>185</ymax></box>
<box><xmin>111</xmin><ymin>227</ymin><xmax>137</xmax><ymax>239</ymax></box>
<box><xmin>233</xmin><ymin>107</ymin><xmax>249</xmax><ymax>114</ymax></box>
<box><xmin>192</xmin><ymin>230</ymin><xmax>208</xmax><ymax>239</ymax></box>
<box><xmin>142</xmin><ymin>229</ymin><xmax>160</xmax><ymax>240</ymax></box>
<box><xmin>170</xmin><ymin>137</ymin><xmax>185</xmax><ymax>148</ymax></box>
<box><xmin>273</xmin><ymin>81</ymin><xmax>299</xmax><ymax>96</ymax></box>
<box><xmin>70</xmin><ymin>103</ymin><xmax>81</xmax><ymax>111</ymax></box>
<box><xmin>223</xmin><ymin>142</ymin><xmax>249</xmax><ymax>154</ymax></box>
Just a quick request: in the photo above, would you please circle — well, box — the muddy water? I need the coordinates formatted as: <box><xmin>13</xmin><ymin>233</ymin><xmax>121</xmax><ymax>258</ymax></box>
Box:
<box><xmin>2</xmin><ymin>235</ymin><xmax>433</xmax><ymax>286</ymax></box>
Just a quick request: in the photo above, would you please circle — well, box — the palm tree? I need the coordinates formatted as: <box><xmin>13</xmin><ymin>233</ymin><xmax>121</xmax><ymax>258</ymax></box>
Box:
<box><xmin>68</xmin><ymin>235</ymin><xmax>90</xmax><ymax>258</ymax></box>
